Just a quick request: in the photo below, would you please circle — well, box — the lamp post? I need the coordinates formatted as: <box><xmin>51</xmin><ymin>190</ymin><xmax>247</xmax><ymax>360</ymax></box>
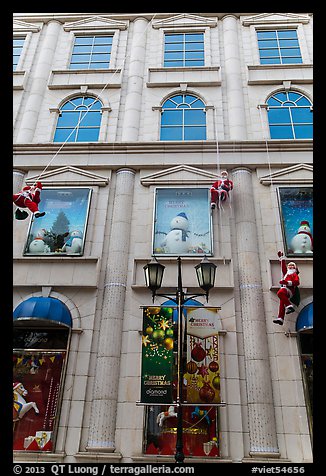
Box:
<box><xmin>143</xmin><ymin>255</ymin><xmax>216</xmax><ymax>463</ymax></box>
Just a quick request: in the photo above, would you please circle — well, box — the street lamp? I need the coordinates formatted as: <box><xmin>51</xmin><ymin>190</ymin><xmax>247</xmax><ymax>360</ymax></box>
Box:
<box><xmin>143</xmin><ymin>255</ymin><xmax>217</xmax><ymax>463</ymax></box>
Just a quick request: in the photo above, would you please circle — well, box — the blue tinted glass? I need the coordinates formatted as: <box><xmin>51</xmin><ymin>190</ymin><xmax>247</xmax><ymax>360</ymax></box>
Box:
<box><xmin>161</xmin><ymin>110</ymin><xmax>182</xmax><ymax>125</ymax></box>
<box><xmin>89</xmin><ymin>62</ymin><xmax>110</xmax><ymax>69</ymax></box>
<box><xmin>260</xmin><ymin>49</ymin><xmax>279</xmax><ymax>57</ymax></box>
<box><xmin>92</xmin><ymin>53</ymin><xmax>110</xmax><ymax>62</ymax></box>
<box><xmin>165</xmin><ymin>51</ymin><xmax>183</xmax><ymax>60</ymax></box>
<box><xmin>61</xmin><ymin>101</ymin><xmax>77</xmax><ymax>110</ymax></box>
<box><xmin>258</xmin><ymin>39</ymin><xmax>278</xmax><ymax>47</ymax></box>
<box><xmin>160</xmin><ymin>127</ymin><xmax>183</xmax><ymax>140</ymax></box>
<box><xmin>295</xmin><ymin>96</ymin><xmax>311</xmax><ymax>107</ymax></box>
<box><xmin>282</xmin><ymin>57</ymin><xmax>302</xmax><ymax>64</ymax></box>
<box><xmin>257</xmin><ymin>31</ymin><xmax>276</xmax><ymax>39</ymax></box>
<box><xmin>274</xmin><ymin>92</ymin><xmax>288</xmax><ymax>102</ymax></box>
<box><xmin>184</xmin><ymin>95</ymin><xmax>198</xmax><ymax>104</ymax></box>
<box><xmin>185</xmin><ymin>51</ymin><xmax>204</xmax><ymax>60</ymax></box>
<box><xmin>269</xmin><ymin>125</ymin><xmax>293</xmax><ymax>139</ymax></box>
<box><xmin>93</xmin><ymin>45</ymin><xmax>112</xmax><ymax>53</ymax></box>
<box><xmin>162</xmin><ymin>99</ymin><xmax>178</xmax><ymax>108</ymax></box>
<box><xmin>185</xmin><ymin>42</ymin><xmax>204</xmax><ymax>51</ymax></box>
<box><xmin>73</xmin><ymin>45</ymin><xmax>92</xmax><ymax>54</ymax></box>
<box><xmin>184</xmin><ymin>126</ymin><xmax>206</xmax><ymax>140</ymax></box>
<box><xmin>74</xmin><ymin>37</ymin><xmax>93</xmax><ymax>45</ymax></box>
<box><xmin>278</xmin><ymin>30</ymin><xmax>297</xmax><ymax>39</ymax></box>
<box><xmin>185</xmin><ymin>59</ymin><xmax>205</xmax><ymax>66</ymax></box>
<box><xmin>165</xmin><ymin>43</ymin><xmax>183</xmax><ymax>51</ymax></box>
<box><xmin>54</xmin><ymin>128</ymin><xmax>77</xmax><ymax>142</ymax></box>
<box><xmin>294</xmin><ymin>125</ymin><xmax>313</xmax><ymax>139</ymax></box>
<box><xmin>76</xmin><ymin>128</ymin><xmax>99</xmax><ymax>142</ymax></box>
<box><xmin>94</xmin><ymin>36</ymin><xmax>113</xmax><ymax>44</ymax></box>
<box><xmin>291</xmin><ymin>108</ymin><xmax>313</xmax><ymax>124</ymax></box>
<box><xmin>164</xmin><ymin>60</ymin><xmax>184</xmax><ymax>67</ymax></box>
<box><xmin>71</xmin><ymin>54</ymin><xmax>90</xmax><ymax>63</ymax></box>
<box><xmin>70</xmin><ymin>63</ymin><xmax>89</xmax><ymax>69</ymax></box>
<box><xmin>287</xmin><ymin>92</ymin><xmax>301</xmax><ymax>102</ymax></box>
<box><xmin>184</xmin><ymin>109</ymin><xmax>206</xmax><ymax>125</ymax></box>
<box><xmin>281</xmin><ymin>48</ymin><xmax>301</xmax><ymax>57</ymax></box>
<box><xmin>168</xmin><ymin>95</ymin><xmax>184</xmax><ymax>105</ymax></box>
<box><xmin>185</xmin><ymin>33</ymin><xmax>203</xmax><ymax>42</ymax></box>
<box><xmin>279</xmin><ymin>39</ymin><xmax>299</xmax><ymax>47</ymax></box>
<box><xmin>260</xmin><ymin>58</ymin><xmax>281</xmax><ymax>64</ymax></box>
<box><xmin>79</xmin><ymin>111</ymin><xmax>101</xmax><ymax>126</ymax></box>
<box><xmin>57</xmin><ymin>112</ymin><xmax>79</xmax><ymax>127</ymax></box>
<box><xmin>268</xmin><ymin>108</ymin><xmax>291</xmax><ymax>124</ymax></box>
<box><xmin>165</xmin><ymin>34</ymin><xmax>183</xmax><ymax>43</ymax></box>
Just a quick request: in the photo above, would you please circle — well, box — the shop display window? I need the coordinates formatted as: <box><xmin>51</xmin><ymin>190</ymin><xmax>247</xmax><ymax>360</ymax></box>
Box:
<box><xmin>13</xmin><ymin>326</ymin><xmax>70</xmax><ymax>451</ymax></box>
<box><xmin>278</xmin><ymin>187</ymin><xmax>313</xmax><ymax>257</ymax></box>
<box><xmin>153</xmin><ymin>188</ymin><xmax>212</xmax><ymax>256</ymax></box>
<box><xmin>24</xmin><ymin>188</ymin><xmax>91</xmax><ymax>256</ymax></box>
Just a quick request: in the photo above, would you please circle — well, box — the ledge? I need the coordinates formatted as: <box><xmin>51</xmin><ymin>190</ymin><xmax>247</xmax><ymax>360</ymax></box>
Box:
<box><xmin>75</xmin><ymin>451</ymin><xmax>123</xmax><ymax>462</ymax></box>
<box><xmin>13</xmin><ymin>71</ymin><xmax>27</xmax><ymax>90</ymax></box>
<box><xmin>132</xmin><ymin>455</ymin><xmax>232</xmax><ymax>463</ymax></box>
<box><xmin>13</xmin><ymin>451</ymin><xmax>66</xmax><ymax>463</ymax></box>
<box><xmin>147</xmin><ymin>66</ymin><xmax>221</xmax><ymax>87</ymax></box>
<box><xmin>48</xmin><ymin>69</ymin><xmax>122</xmax><ymax>89</ymax></box>
<box><xmin>247</xmin><ymin>64</ymin><xmax>313</xmax><ymax>85</ymax></box>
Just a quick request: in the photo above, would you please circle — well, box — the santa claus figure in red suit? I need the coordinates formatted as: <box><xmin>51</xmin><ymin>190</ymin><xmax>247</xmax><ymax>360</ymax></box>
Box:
<box><xmin>210</xmin><ymin>170</ymin><xmax>234</xmax><ymax>209</ymax></box>
<box><xmin>13</xmin><ymin>182</ymin><xmax>45</xmax><ymax>219</ymax></box>
<box><xmin>273</xmin><ymin>251</ymin><xmax>300</xmax><ymax>326</ymax></box>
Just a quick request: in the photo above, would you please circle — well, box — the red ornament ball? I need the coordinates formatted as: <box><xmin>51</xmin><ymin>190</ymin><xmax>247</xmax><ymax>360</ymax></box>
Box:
<box><xmin>191</xmin><ymin>343</ymin><xmax>206</xmax><ymax>362</ymax></box>
<box><xmin>208</xmin><ymin>361</ymin><xmax>219</xmax><ymax>373</ymax></box>
<box><xmin>186</xmin><ymin>361</ymin><xmax>198</xmax><ymax>374</ymax></box>
<box><xmin>199</xmin><ymin>382</ymin><xmax>215</xmax><ymax>403</ymax></box>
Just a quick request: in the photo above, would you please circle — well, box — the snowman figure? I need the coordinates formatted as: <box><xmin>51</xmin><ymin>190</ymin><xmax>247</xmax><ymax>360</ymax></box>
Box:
<box><xmin>290</xmin><ymin>220</ymin><xmax>313</xmax><ymax>254</ymax></box>
<box><xmin>62</xmin><ymin>230</ymin><xmax>83</xmax><ymax>254</ymax></box>
<box><xmin>28</xmin><ymin>237</ymin><xmax>51</xmax><ymax>254</ymax></box>
<box><xmin>161</xmin><ymin>212</ymin><xmax>191</xmax><ymax>254</ymax></box>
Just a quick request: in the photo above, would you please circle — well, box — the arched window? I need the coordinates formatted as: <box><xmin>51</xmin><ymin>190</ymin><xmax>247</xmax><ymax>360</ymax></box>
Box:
<box><xmin>160</xmin><ymin>94</ymin><xmax>206</xmax><ymax>141</ymax></box>
<box><xmin>54</xmin><ymin>96</ymin><xmax>102</xmax><ymax>143</ymax></box>
<box><xmin>266</xmin><ymin>91</ymin><xmax>313</xmax><ymax>139</ymax></box>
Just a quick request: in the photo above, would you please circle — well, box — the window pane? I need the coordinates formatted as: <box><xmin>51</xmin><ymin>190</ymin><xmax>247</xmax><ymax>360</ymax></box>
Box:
<box><xmin>77</xmin><ymin>128</ymin><xmax>100</xmax><ymax>142</ymax></box>
<box><xmin>268</xmin><ymin>108</ymin><xmax>291</xmax><ymax>124</ymax></box>
<box><xmin>278</xmin><ymin>30</ymin><xmax>297</xmax><ymax>39</ymax></box>
<box><xmin>164</xmin><ymin>60</ymin><xmax>183</xmax><ymax>67</ymax></box>
<box><xmin>279</xmin><ymin>39</ymin><xmax>299</xmax><ymax>47</ymax></box>
<box><xmin>69</xmin><ymin>63</ymin><xmax>89</xmax><ymax>69</ymax></box>
<box><xmin>57</xmin><ymin>112</ymin><xmax>79</xmax><ymax>127</ymax></box>
<box><xmin>185</xmin><ymin>51</ymin><xmax>204</xmax><ymax>60</ymax></box>
<box><xmin>294</xmin><ymin>124</ymin><xmax>313</xmax><ymax>139</ymax></box>
<box><xmin>282</xmin><ymin>57</ymin><xmax>302</xmax><ymax>64</ymax></box>
<box><xmin>93</xmin><ymin>44</ymin><xmax>112</xmax><ymax>53</ymax></box>
<box><xmin>79</xmin><ymin>111</ymin><xmax>102</xmax><ymax>126</ymax></box>
<box><xmin>94</xmin><ymin>36</ymin><xmax>113</xmax><ymax>44</ymax></box>
<box><xmin>74</xmin><ymin>37</ymin><xmax>93</xmax><ymax>45</ymax></box>
<box><xmin>185</xmin><ymin>42</ymin><xmax>204</xmax><ymax>51</ymax></box>
<box><xmin>258</xmin><ymin>39</ymin><xmax>278</xmax><ymax>48</ymax></box>
<box><xmin>257</xmin><ymin>31</ymin><xmax>276</xmax><ymax>39</ymax></box>
<box><xmin>165</xmin><ymin>42</ymin><xmax>183</xmax><ymax>51</ymax></box>
<box><xmin>281</xmin><ymin>48</ymin><xmax>301</xmax><ymax>57</ymax></box>
<box><xmin>54</xmin><ymin>128</ymin><xmax>77</xmax><ymax>142</ymax></box>
<box><xmin>160</xmin><ymin>127</ymin><xmax>183</xmax><ymax>140</ymax></box>
<box><xmin>161</xmin><ymin>110</ymin><xmax>183</xmax><ymax>125</ymax></box>
<box><xmin>260</xmin><ymin>57</ymin><xmax>281</xmax><ymax>64</ymax></box>
<box><xmin>165</xmin><ymin>51</ymin><xmax>183</xmax><ymax>61</ymax></box>
<box><xmin>184</xmin><ymin>126</ymin><xmax>206</xmax><ymax>140</ymax></box>
<box><xmin>184</xmin><ymin>109</ymin><xmax>206</xmax><ymax>125</ymax></box>
<box><xmin>269</xmin><ymin>125</ymin><xmax>293</xmax><ymax>139</ymax></box>
<box><xmin>185</xmin><ymin>33</ymin><xmax>203</xmax><ymax>42</ymax></box>
<box><xmin>291</xmin><ymin>108</ymin><xmax>313</xmax><ymax>124</ymax></box>
<box><xmin>73</xmin><ymin>45</ymin><xmax>92</xmax><ymax>54</ymax></box>
<box><xmin>165</xmin><ymin>34</ymin><xmax>183</xmax><ymax>43</ymax></box>
<box><xmin>185</xmin><ymin>59</ymin><xmax>204</xmax><ymax>66</ymax></box>
<box><xmin>71</xmin><ymin>54</ymin><xmax>90</xmax><ymax>63</ymax></box>
<box><xmin>260</xmin><ymin>49</ymin><xmax>279</xmax><ymax>57</ymax></box>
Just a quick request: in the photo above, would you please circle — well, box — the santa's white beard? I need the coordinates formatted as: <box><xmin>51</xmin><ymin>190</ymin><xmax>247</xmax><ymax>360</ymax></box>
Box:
<box><xmin>286</xmin><ymin>269</ymin><xmax>296</xmax><ymax>275</ymax></box>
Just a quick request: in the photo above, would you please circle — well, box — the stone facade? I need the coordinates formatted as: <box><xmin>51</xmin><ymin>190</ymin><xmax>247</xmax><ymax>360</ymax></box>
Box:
<box><xmin>13</xmin><ymin>13</ymin><xmax>313</xmax><ymax>463</ymax></box>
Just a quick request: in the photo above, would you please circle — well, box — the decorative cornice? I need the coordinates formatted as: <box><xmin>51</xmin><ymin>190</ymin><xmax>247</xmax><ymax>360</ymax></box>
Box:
<box><xmin>242</xmin><ymin>12</ymin><xmax>311</xmax><ymax>26</ymax></box>
<box><xmin>152</xmin><ymin>13</ymin><xmax>217</xmax><ymax>29</ymax></box>
<box><xmin>259</xmin><ymin>163</ymin><xmax>313</xmax><ymax>185</ymax></box>
<box><xmin>63</xmin><ymin>15</ymin><xmax>128</xmax><ymax>31</ymax></box>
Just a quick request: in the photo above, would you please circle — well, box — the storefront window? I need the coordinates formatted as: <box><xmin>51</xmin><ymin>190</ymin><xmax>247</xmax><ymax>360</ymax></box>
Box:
<box><xmin>24</xmin><ymin>188</ymin><xmax>92</xmax><ymax>256</ymax></box>
<box><xmin>13</xmin><ymin>326</ymin><xmax>70</xmax><ymax>451</ymax></box>
<box><xmin>153</xmin><ymin>188</ymin><xmax>212</xmax><ymax>256</ymax></box>
<box><xmin>278</xmin><ymin>187</ymin><xmax>313</xmax><ymax>257</ymax></box>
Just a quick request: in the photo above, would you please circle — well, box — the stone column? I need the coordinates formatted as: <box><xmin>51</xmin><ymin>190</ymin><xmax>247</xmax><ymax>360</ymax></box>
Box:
<box><xmin>87</xmin><ymin>168</ymin><xmax>136</xmax><ymax>451</ymax></box>
<box><xmin>13</xmin><ymin>169</ymin><xmax>25</xmax><ymax>194</ymax></box>
<box><xmin>121</xmin><ymin>17</ymin><xmax>148</xmax><ymax>141</ymax></box>
<box><xmin>16</xmin><ymin>20</ymin><xmax>61</xmax><ymax>143</ymax></box>
<box><xmin>232</xmin><ymin>167</ymin><xmax>279</xmax><ymax>457</ymax></box>
<box><xmin>222</xmin><ymin>15</ymin><xmax>247</xmax><ymax>140</ymax></box>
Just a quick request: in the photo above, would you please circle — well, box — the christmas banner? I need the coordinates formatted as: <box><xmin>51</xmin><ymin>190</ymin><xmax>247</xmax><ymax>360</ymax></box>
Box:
<box><xmin>184</xmin><ymin>307</ymin><xmax>221</xmax><ymax>404</ymax></box>
<box><xmin>140</xmin><ymin>307</ymin><xmax>175</xmax><ymax>404</ymax></box>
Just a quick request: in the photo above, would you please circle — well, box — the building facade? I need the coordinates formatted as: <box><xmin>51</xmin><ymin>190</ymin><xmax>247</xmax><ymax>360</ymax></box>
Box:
<box><xmin>13</xmin><ymin>12</ymin><xmax>313</xmax><ymax>464</ymax></box>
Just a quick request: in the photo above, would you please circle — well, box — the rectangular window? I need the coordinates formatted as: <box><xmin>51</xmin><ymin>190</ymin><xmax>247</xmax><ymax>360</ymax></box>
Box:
<box><xmin>13</xmin><ymin>36</ymin><xmax>25</xmax><ymax>71</ymax></box>
<box><xmin>257</xmin><ymin>29</ymin><xmax>302</xmax><ymax>65</ymax></box>
<box><xmin>153</xmin><ymin>188</ymin><xmax>212</xmax><ymax>256</ymax></box>
<box><xmin>278</xmin><ymin>187</ymin><xmax>313</xmax><ymax>257</ymax></box>
<box><xmin>164</xmin><ymin>32</ymin><xmax>204</xmax><ymax>67</ymax></box>
<box><xmin>24</xmin><ymin>188</ymin><xmax>92</xmax><ymax>256</ymax></box>
<box><xmin>70</xmin><ymin>35</ymin><xmax>113</xmax><ymax>69</ymax></box>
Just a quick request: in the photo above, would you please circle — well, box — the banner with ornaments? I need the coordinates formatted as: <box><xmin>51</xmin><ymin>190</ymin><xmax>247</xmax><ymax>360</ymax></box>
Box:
<box><xmin>140</xmin><ymin>307</ymin><xmax>175</xmax><ymax>404</ymax></box>
<box><xmin>184</xmin><ymin>307</ymin><xmax>221</xmax><ymax>404</ymax></box>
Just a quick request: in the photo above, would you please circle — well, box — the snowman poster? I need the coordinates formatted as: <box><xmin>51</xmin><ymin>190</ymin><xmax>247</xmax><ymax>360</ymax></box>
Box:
<box><xmin>153</xmin><ymin>188</ymin><xmax>212</xmax><ymax>256</ymax></box>
<box><xmin>278</xmin><ymin>187</ymin><xmax>313</xmax><ymax>257</ymax></box>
